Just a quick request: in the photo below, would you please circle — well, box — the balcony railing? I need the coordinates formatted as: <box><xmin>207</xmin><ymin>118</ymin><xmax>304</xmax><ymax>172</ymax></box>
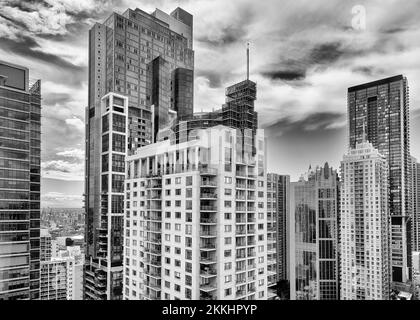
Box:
<box><xmin>200</xmin><ymin>193</ymin><xmax>217</xmax><ymax>199</ymax></box>
<box><xmin>200</xmin><ymin>283</ymin><xmax>217</xmax><ymax>291</ymax></box>
<box><xmin>200</xmin><ymin>205</ymin><xmax>217</xmax><ymax>211</ymax></box>
<box><xmin>200</xmin><ymin>256</ymin><xmax>217</xmax><ymax>263</ymax></box>
<box><xmin>201</xmin><ymin>181</ymin><xmax>217</xmax><ymax>187</ymax></box>
<box><xmin>200</xmin><ymin>230</ymin><xmax>217</xmax><ymax>237</ymax></box>
<box><xmin>200</xmin><ymin>218</ymin><xmax>217</xmax><ymax>224</ymax></box>
<box><xmin>200</xmin><ymin>167</ymin><xmax>217</xmax><ymax>175</ymax></box>
<box><xmin>200</xmin><ymin>269</ymin><xmax>217</xmax><ymax>276</ymax></box>
<box><xmin>200</xmin><ymin>243</ymin><xmax>216</xmax><ymax>250</ymax></box>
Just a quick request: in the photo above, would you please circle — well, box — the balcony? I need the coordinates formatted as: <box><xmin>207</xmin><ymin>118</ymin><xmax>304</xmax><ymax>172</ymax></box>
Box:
<box><xmin>200</xmin><ymin>268</ymin><xmax>217</xmax><ymax>278</ymax></box>
<box><xmin>236</xmin><ymin>171</ymin><xmax>247</xmax><ymax>178</ymax></box>
<box><xmin>200</xmin><ymin>230</ymin><xmax>217</xmax><ymax>238</ymax></box>
<box><xmin>145</xmin><ymin>282</ymin><xmax>161</xmax><ymax>291</ymax></box>
<box><xmin>200</xmin><ymin>218</ymin><xmax>217</xmax><ymax>224</ymax></box>
<box><xmin>201</xmin><ymin>180</ymin><xmax>217</xmax><ymax>187</ymax></box>
<box><xmin>236</xmin><ymin>228</ymin><xmax>246</xmax><ymax>235</ymax></box>
<box><xmin>200</xmin><ymin>283</ymin><xmax>217</xmax><ymax>292</ymax></box>
<box><xmin>200</xmin><ymin>205</ymin><xmax>217</xmax><ymax>212</ymax></box>
<box><xmin>236</xmin><ymin>217</ymin><xmax>246</xmax><ymax>224</ymax></box>
<box><xmin>147</xmin><ymin>183</ymin><xmax>162</xmax><ymax>189</ymax></box>
<box><xmin>200</xmin><ymin>256</ymin><xmax>217</xmax><ymax>264</ymax></box>
<box><xmin>200</xmin><ymin>193</ymin><xmax>217</xmax><ymax>199</ymax></box>
<box><xmin>236</xmin><ymin>242</ymin><xmax>246</xmax><ymax>248</ymax></box>
<box><xmin>200</xmin><ymin>243</ymin><xmax>216</xmax><ymax>250</ymax></box>
<box><xmin>200</xmin><ymin>167</ymin><xmax>217</xmax><ymax>176</ymax></box>
<box><xmin>144</xmin><ymin>247</ymin><xmax>161</xmax><ymax>255</ymax></box>
<box><xmin>145</xmin><ymin>269</ymin><xmax>161</xmax><ymax>278</ymax></box>
<box><xmin>236</xmin><ymin>277</ymin><xmax>247</xmax><ymax>284</ymax></box>
<box><xmin>200</xmin><ymin>293</ymin><xmax>217</xmax><ymax>300</ymax></box>
<box><xmin>236</xmin><ymin>290</ymin><xmax>246</xmax><ymax>298</ymax></box>
<box><xmin>147</xmin><ymin>259</ymin><xmax>161</xmax><ymax>267</ymax></box>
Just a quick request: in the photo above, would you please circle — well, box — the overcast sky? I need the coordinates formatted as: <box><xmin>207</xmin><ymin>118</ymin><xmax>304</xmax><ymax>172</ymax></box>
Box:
<box><xmin>1</xmin><ymin>0</ymin><xmax>419</xmax><ymax>208</ymax></box>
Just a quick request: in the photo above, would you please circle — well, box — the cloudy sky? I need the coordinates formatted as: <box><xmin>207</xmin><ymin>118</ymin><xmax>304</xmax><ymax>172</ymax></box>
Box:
<box><xmin>1</xmin><ymin>0</ymin><xmax>419</xmax><ymax>208</ymax></box>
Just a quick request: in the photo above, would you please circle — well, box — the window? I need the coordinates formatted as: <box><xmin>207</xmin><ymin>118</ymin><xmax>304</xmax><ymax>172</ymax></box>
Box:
<box><xmin>186</xmin><ymin>188</ymin><xmax>192</xmax><ymax>198</ymax></box>
<box><xmin>185</xmin><ymin>250</ymin><xmax>192</xmax><ymax>260</ymax></box>
<box><xmin>186</xmin><ymin>225</ymin><xmax>192</xmax><ymax>235</ymax></box>
<box><xmin>224</xmin><ymin>262</ymin><xmax>232</xmax><ymax>270</ymax></box>
<box><xmin>224</xmin><ymin>237</ymin><xmax>232</xmax><ymax>244</ymax></box>
<box><xmin>186</xmin><ymin>176</ymin><xmax>192</xmax><ymax>186</ymax></box>
<box><xmin>225</xmin><ymin>225</ymin><xmax>232</xmax><ymax>232</ymax></box>
<box><xmin>225</xmin><ymin>275</ymin><xmax>232</xmax><ymax>283</ymax></box>
<box><xmin>186</xmin><ymin>212</ymin><xmax>192</xmax><ymax>222</ymax></box>
<box><xmin>175</xmin><ymin>177</ymin><xmax>181</xmax><ymax>184</ymax></box>
<box><xmin>224</xmin><ymin>212</ymin><xmax>231</xmax><ymax>220</ymax></box>
<box><xmin>224</xmin><ymin>176</ymin><xmax>232</xmax><ymax>184</ymax></box>
<box><xmin>175</xmin><ymin>189</ymin><xmax>181</xmax><ymax>195</ymax></box>
<box><xmin>225</xmin><ymin>188</ymin><xmax>232</xmax><ymax>196</ymax></box>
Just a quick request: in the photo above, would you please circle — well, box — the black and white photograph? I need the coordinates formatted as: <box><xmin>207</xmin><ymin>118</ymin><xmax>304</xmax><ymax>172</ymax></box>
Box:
<box><xmin>0</xmin><ymin>0</ymin><xmax>420</xmax><ymax>310</ymax></box>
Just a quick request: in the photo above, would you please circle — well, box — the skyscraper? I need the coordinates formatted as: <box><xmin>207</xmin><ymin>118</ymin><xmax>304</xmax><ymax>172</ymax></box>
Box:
<box><xmin>347</xmin><ymin>75</ymin><xmax>411</xmax><ymax>289</ymax></box>
<box><xmin>0</xmin><ymin>61</ymin><xmax>41</xmax><ymax>300</ymax></box>
<box><xmin>289</xmin><ymin>163</ymin><xmax>340</xmax><ymax>300</ymax></box>
<box><xmin>85</xmin><ymin>7</ymin><xmax>194</xmax><ymax>300</ymax></box>
<box><xmin>266</xmin><ymin>173</ymin><xmax>290</xmax><ymax>299</ymax></box>
<box><xmin>123</xmin><ymin>125</ymin><xmax>268</xmax><ymax>300</ymax></box>
<box><xmin>411</xmin><ymin>158</ymin><xmax>420</xmax><ymax>253</ymax></box>
<box><xmin>340</xmin><ymin>140</ymin><xmax>390</xmax><ymax>300</ymax></box>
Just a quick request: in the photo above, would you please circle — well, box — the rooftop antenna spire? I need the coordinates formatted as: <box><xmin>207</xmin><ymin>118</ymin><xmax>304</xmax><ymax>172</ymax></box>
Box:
<box><xmin>247</xmin><ymin>42</ymin><xmax>250</xmax><ymax>81</ymax></box>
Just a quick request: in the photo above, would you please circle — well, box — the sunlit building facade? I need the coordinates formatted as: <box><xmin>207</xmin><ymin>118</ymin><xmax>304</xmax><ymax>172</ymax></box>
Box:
<box><xmin>340</xmin><ymin>140</ymin><xmax>390</xmax><ymax>300</ymax></box>
<box><xmin>123</xmin><ymin>126</ymin><xmax>268</xmax><ymax>300</ymax></box>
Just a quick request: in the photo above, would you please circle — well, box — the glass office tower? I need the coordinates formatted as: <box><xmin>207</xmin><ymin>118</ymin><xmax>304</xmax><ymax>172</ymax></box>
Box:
<box><xmin>0</xmin><ymin>60</ymin><xmax>41</xmax><ymax>300</ymax></box>
<box><xmin>289</xmin><ymin>163</ymin><xmax>340</xmax><ymax>300</ymax></box>
<box><xmin>85</xmin><ymin>7</ymin><xmax>194</xmax><ymax>300</ymax></box>
<box><xmin>348</xmin><ymin>75</ymin><xmax>412</xmax><ymax>289</ymax></box>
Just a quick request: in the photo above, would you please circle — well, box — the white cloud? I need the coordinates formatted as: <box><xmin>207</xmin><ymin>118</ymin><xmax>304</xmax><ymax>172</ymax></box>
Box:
<box><xmin>65</xmin><ymin>117</ymin><xmax>85</xmax><ymax>133</ymax></box>
<box><xmin>56</xmin><ymin>148</ymin><xmax>85</xmax><ymax>160</ymax></box>
<box><xmin>42</xmin><ymin>160</ymin><xmax>84</xmax><ymax>181</ymax></box>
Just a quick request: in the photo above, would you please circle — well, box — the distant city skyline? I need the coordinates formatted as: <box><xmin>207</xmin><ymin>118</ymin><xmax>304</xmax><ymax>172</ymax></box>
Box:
<box><xmin>1</xmin><ymin>0</ymin><xmax>420</xmax><ymax>208</ymax></box>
